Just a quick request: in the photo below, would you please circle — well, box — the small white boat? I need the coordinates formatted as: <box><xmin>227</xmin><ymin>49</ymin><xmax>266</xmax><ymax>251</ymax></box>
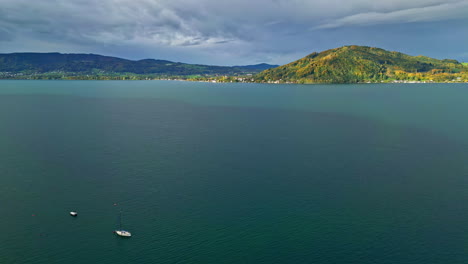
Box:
<box><xmin>70</xmin><ymin>211</ymin><xmax>78</xmax><ymax>216</ymax></box>
<box><xmin>114</xmin><ymin>230</ymin><xmax>132</xmax><ymax>237</ymax></box>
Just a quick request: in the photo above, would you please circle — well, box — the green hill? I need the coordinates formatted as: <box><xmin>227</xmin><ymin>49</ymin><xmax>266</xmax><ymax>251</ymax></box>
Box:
<box><xmin>0</xmin><ymin>53</ymin><xmax>277</xmax><ymax>77</ymax></box>
<box><xmin>255</xmin><ymin>46</ymin><xmax>466</xmax><ymax>83</ymax></box>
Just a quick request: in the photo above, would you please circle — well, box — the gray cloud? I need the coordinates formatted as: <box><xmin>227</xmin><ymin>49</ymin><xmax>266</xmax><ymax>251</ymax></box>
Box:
<box><xmin>0</xmin><ymin>0</ymin><xmax>467</xmax><ymax>64</ymax></box>
<box><xmin>0</xmin><ymin>29</ymin><xmax>13</xmax><ymax>41</ymax></box>
<box><xmin>316</xmin><ymin>1</ymin><xmax>468</xmax><ymax>29</ymax></box>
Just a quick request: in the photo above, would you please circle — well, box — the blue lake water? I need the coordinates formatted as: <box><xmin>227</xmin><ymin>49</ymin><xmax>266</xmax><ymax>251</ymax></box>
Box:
<box><xmin>1</xmin><ymin>80</ymin><xmax>468</xmax><ymax>263</ymax></box>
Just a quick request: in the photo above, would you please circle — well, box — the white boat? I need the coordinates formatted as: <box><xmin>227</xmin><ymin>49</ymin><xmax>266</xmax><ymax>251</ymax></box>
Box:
<box><xmin>70</xmin><ymin>211</ymin><xmax>78</xmax><ymax>216</ymax></box>
<box><xmin>114</xmin><ymin>230</ymin><xmax>132</xmax><ymax>237</ymax></box>
<box><xmin>114</xmin><ymin>210</ymin><xmax>131</xmax><ymax>237</ymax></box>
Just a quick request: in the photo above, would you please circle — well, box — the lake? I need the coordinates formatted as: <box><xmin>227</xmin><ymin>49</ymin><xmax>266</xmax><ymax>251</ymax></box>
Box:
<box><xmin>1</xmin><ymin>80</ymin><xmax>468</xmax><ymax>263</ymax></box>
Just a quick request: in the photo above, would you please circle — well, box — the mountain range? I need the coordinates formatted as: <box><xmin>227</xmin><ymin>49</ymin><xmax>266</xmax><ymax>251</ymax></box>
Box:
<box><xmin>0</xmin><ymin>46</ymin><xmax>466</xmax><ymax>83</ymax></box>
<box><xmin>0</xmin><ymin>52</ymin><xmax>278</xmax><ymax>76</ymax></box>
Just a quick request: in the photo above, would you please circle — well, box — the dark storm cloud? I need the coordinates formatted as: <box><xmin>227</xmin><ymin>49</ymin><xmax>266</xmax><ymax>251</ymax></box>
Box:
<box><xmin>0</xmin><ymin>0</ymin><xmax>467</xmax><ymax>64</ymax></box>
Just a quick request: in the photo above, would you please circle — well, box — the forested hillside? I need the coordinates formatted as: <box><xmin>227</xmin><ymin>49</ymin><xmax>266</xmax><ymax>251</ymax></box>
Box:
<box><xmin>255</xmin><ymin>46</ymin><xmax>467</xmax><ymax>83</ymax></box>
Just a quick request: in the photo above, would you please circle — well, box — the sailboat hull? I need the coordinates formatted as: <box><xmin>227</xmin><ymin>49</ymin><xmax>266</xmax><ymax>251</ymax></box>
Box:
<box><xmin>114</xmin><ymin>230</ymin><xmax>132</xmax><ymax>237</ymax></box>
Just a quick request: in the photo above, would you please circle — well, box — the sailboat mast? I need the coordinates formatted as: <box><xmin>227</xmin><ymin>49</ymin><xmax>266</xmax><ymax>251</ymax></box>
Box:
<box><xmin>119</xmin><ymin>210</ymin><xmax>122</xmax><ymax>230</ymax></box>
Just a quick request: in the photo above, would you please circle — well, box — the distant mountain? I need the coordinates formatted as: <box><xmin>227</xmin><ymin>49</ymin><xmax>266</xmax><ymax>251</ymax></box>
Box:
<box><xmin>255</xmin><ymin>46</ymin><xmax>466</xmax><ymax>83</ymax></box>
<box><xmin>234</xmin><ymin>63</ymin><xmax>279</xmax><ymax>70</ymax></box>
<box><xmin>0</xmin><ymin>53</ymin><xmax>270</xmax><ymax>76</ymax></box>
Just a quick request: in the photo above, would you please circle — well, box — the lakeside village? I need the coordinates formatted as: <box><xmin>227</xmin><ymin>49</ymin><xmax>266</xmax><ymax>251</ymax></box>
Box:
<box><xmin>1</xmin><ymin>71</ymin><xmax>467</xmax><ymax>84</ymax></box>
<box><xmin>0</xmin><ymin>71</ymin><xmax>255</xmax><ymax>82</ymax></box>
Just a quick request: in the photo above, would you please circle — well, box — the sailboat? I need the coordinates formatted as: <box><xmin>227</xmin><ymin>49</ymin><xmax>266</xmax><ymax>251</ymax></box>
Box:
<box><xmin>114</xmin><ymin>210</ymin><xmax>132</xmax><ymax>237</ymax></box>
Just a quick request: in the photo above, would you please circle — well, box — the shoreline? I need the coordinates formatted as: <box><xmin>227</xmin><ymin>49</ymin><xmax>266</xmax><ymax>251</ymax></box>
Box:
<box><xmin>0</xmin><ymin>78</ymin><xmax>466</xmax><ymax>84</ymax></box>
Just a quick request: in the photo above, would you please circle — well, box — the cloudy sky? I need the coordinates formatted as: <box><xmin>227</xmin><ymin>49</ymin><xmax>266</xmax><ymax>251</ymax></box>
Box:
<box><xmin>1</xmin><ymin>0</ymin><xmax>467</xmax><ymax>65</ymax></box>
